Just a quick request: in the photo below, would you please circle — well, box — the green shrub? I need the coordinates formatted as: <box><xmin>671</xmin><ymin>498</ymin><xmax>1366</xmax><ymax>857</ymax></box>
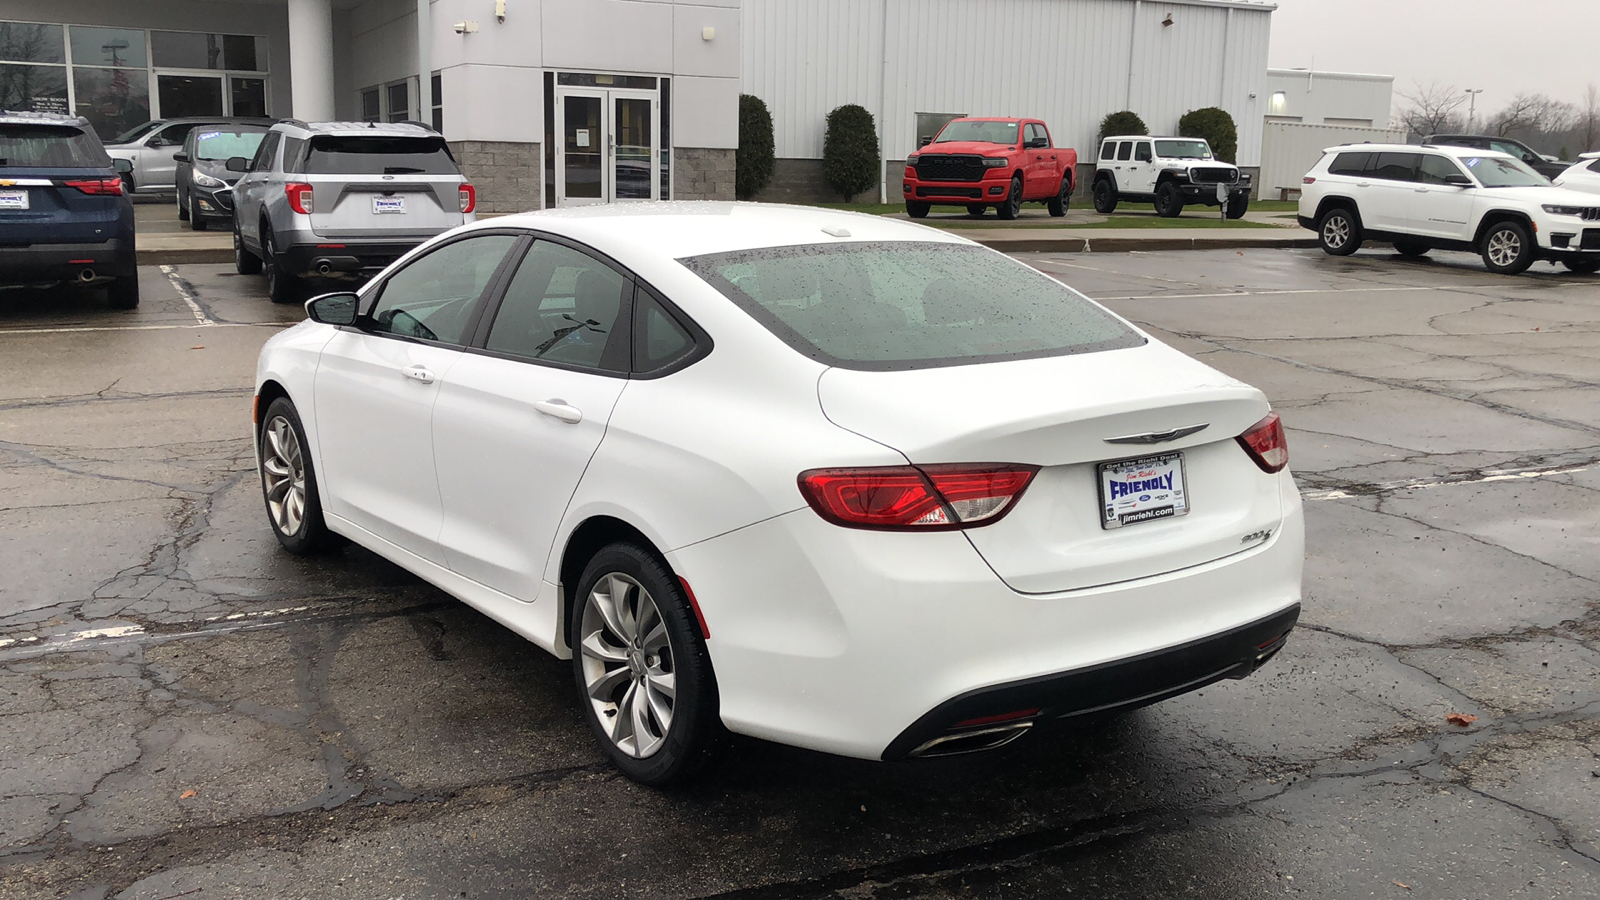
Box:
<box><xmin>822</xmin><ymin>104</ymin><xmax>880</xmax><ymax>201</ymax></box>
<box><xmin>1097</xmin><ymin>110</ymin><xmax>1149</xmax><ymax>145</ymax></box>
<box><xmin>1177</xmin><ymin>107</ymin><xmax>1238</xmax><ymax>163</ymax></box>
<box><xmin>736</xmin><ymin>94</ymin><xmax>776</xmax><ymax>200</ymax></box>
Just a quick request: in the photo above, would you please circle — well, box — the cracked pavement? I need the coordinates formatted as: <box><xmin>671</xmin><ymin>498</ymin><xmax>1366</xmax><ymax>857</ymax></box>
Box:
<box><xmin>2</xmin><ymin>249</ymin><xmax>1598</xmax><ymax>898</ymax></box>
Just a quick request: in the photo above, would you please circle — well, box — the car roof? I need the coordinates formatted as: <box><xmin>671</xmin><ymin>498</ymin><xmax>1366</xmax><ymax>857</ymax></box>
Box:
<box><xmin>1579</xmin><ymin>151</ymin><xmax>1600</xmax><ymax>160</ymax></box>
<box><xmin>1101</xmin><ymin>135</ymin><xmax>1204</xmax><ymax>142</ymax></box>
<box><xmin>275</xmin><ymin>120</ymin><xmax>440</xmax><ymax>138</ymax></box>
<box><xmin>471</xmin><ymin>201</ymin><xmax>973</xmax><ymax>260</ymax></box>
<box><xmin>1323</xmin><ymin>143</ymin><xmax>1516</xmax><ymax>160</ymax></box>
<box><xmin>949</xmin><ymin>117</ymin><xmax>1030</xmax><ymax>122</ymax></box>
<box><xmin>0</xmin><ymin>110</ymin><xmax>93</xmax><ymax>129</ymax></box>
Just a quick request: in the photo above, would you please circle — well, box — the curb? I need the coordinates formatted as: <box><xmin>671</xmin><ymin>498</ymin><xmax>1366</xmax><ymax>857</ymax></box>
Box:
<box><xmin>138</xmin><ymin>247</ymin><xmax>234</xmax><ymax>265</ymax></box>
<box><xmin>967</xmin><ymin>236</ymin><xmax>1318</xmax><ymax>253</ymax></box>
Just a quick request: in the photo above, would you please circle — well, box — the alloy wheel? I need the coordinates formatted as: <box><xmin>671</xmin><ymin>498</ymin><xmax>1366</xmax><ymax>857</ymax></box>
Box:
<box><xmin>1486</xmin><ymin>229</ymin><xmax>1521</xmax><ymax>267</ymax></box>
<box><xmin>260</xmin><ymin>415</ymin><xmax>307</xmax><ymax>537</ymax></box>
<box><xmin>578</xmin><ymin>572</ymin><xmax>676</xmax><ymax>759</ymax></box>
<box><xmin>1323</xmin><ymin>216</ymin><xmax>1350</xmax><ymax>249</ymax></box>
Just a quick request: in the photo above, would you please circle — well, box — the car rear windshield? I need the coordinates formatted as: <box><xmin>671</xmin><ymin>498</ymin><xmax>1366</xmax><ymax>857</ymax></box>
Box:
<box><xmin>679</xmin><ymin>242</ymin><xmax>1145</xmax><ymax>371</ymax></box>
<box><xmin>1154</xmin><ymin>140</ymin><xmax>1211</xmax><ymax>160</ymax></box>
<box><xmin>193</xmin><ymin>128</ymin><xmax>267</xmax><ymax>160</ymax></box>
<box><xmin>1461</xmin><ymin>156</ymin><xmax>1548</xmax><ymax>188</ymax></box>
<box><xmin>0</xmin><ymin>124</ymin><xmax>112</xmax><ymax>168</ymax></box>
<box><xmin>302</xmin><ymin>135</ymin><xmax>459</xmax><ymax>175</ymax></box>
<box><xmin>934</xmin><ymin>121</ymin><xmax>1018</xmax><ymax>145</ymax></box>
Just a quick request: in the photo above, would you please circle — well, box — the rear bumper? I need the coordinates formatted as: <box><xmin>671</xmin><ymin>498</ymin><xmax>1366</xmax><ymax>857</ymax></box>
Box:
<box><xmin>276</xmin><ymin>240</ymin><xmax>425</xmax><ymax>277</ymax></box>
<box><xmin>0</xmin><ymin>239</ymin><xmax>136</xmax><ymax>285</ymax></box>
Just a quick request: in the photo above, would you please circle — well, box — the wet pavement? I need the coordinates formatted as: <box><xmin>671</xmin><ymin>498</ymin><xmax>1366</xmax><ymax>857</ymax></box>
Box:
<box><xmin>2</xmin><ymin>248</ymin><xmax>1597</xmax><ymax>899</ymax></box>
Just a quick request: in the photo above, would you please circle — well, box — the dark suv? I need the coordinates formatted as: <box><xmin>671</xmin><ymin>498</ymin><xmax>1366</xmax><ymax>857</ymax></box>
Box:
<box><xmin>1424</xmin><ymin>135</ymin><xmax>1569</xmax><ymax>180</ymax></box>
<box><xmin>0</xmin><ymin>111</ymin><xmax>139</xmax><ymax>309</ymax></box>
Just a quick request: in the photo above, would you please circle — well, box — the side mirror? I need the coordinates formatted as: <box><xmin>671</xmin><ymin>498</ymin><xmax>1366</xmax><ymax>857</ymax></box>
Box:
<box><xmin>919</xmin><ymin>136</ymin><xmax>933</xmax><ymax>148</ymax></box>
<box><xmin>172</xmin><ymin>152</ymin><xmax>190</xmax><ymax>163</ymax></box>
<box><xmin>305</xmin><ymin>292</ymin><xmax>361</xmax><ymax>326</ymax></box>
<box><xmin>225</xmin><ymin>156</ymin><xmax>250</xmax><ymax>173</ymax></box>
<box><xmin>1026</xmin><ymin>137</ymin><xmax>1049</xmax><ymax>149</ymax></box>
<box><xmin>1443</xmin><ymin>174</ymin><xmax>1473</xmax><ymax>187</ymax></box>
<box><xmin>146</xmin><ymin>137</ymin><xmax>167</xmax><ymax>148</ymax></box>
<box><xmin>112</xmin><ymin>158</ymin><xmax>133</xmax><ymax>174</ymax></box>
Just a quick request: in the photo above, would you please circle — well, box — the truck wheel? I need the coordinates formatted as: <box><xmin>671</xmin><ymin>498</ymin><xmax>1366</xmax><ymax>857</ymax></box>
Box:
<box><xmin>1047</xmin><ymin>177</ymin><xmax>1070</xmax><ymax>217</ymax></box>
<box><xmin>1155</xmin><ymin>182</ymin><xmax>1185</xmax><ymax>218</ymax></box>
<box><xmin>1479</xmin><ymin>220</ymin><xmax>1535</xmax><ymax>275</ymax></box>
<box><xmin>966</xmin><ymin>204</ymin><xmax>988</xmax><ymax>217</ymax></box>
<box><xmin>1317</xmin><ymin>207</ymin><xmax>1362</xmax><ymax>256</ymax></box>
<box><xmin>1092</xmin><ymin>178</ymin><xmax>1117</xmax><ymax>214</ymax></box>
<box><xmin>997</xmin><ymin>175</ymin><xmax>1024</xmax><ymax>220</ymax></box>
<box><xmin>1225</xmin><ymin>193</ymin><xmax>1249</xmax><ymax>220</ymax></box>
<box><xmin>905</xmin><ymin>201</ymin><xmax>931</xmax><ymax>219</ymax></box>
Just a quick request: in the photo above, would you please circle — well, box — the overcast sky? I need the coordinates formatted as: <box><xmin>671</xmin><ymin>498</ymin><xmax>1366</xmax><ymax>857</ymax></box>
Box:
<box><xmin>1267</xmin><ymin>0</ymin><xmax>1599</xmax><ymax>119</ymax></box>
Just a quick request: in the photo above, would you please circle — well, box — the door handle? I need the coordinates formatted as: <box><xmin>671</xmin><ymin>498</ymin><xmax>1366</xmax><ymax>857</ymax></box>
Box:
<box><xmin>533</xmin><ymin>399</ymin><xmax>583</xmax><ymax>424</ymax></box>
<box><xmin>403</xmin><ymin>365</ymin><xmax>436</xmax><ymax>384</ymax></box>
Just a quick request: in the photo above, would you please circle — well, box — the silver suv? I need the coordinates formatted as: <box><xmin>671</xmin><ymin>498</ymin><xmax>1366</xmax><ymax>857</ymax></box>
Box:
<box><xmin>229</xmin><ymin>120</ymin><xmax>477</xmax><ymax>303</ymax></box>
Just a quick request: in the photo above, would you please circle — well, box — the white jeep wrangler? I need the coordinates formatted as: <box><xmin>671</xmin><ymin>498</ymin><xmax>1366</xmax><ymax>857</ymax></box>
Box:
<box><xmin>1092</xmin><ymin>136</ymin><xmax>1252</xmax><ymax>218</ymax></box>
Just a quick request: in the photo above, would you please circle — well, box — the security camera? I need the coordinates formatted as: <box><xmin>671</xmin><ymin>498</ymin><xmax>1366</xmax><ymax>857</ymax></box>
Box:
<box><xmin>453</xmin><ymin>20</ymin><xmax>479</xmax><ymax>34</ymax></box>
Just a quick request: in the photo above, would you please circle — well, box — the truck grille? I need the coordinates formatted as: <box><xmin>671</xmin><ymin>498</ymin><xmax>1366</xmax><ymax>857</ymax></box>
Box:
<box><xmin>1188</xmin><ymin>167</ymin><xmax>1239</xmax><ymax>185</ymax></box>
<box><xmin>916</xmin><ymin>155</ymin><xmax>987</xmax><ymax>182</ymax></box>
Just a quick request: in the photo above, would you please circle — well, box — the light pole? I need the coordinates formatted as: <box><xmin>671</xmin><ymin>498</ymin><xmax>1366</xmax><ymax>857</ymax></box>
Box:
<box><xmin>1465</xmin><ymin>88</ymin><xmax>1484</xmax><ymax>132</ymax></box>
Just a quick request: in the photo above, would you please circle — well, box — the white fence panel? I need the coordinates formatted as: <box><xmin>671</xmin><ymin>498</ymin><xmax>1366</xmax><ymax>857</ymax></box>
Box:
<box><xmin>1259</xmin><ymin>121</ymin><xmax>1405</xmax><ymax>199</ymax></box>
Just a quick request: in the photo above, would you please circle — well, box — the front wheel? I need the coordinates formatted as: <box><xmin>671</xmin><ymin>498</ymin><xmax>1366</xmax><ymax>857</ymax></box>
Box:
<box><xmin>1225</xmin><ymin>193</ymin><xmax>1249</xmax><ymax>220</ymax></box>
<box><xmin>905</xmin><ymin>200</ymin><xmax>930</xmax><ymax>219</ymax></box>
<box><xmin>1092</xmin><ymin>178</ymin><xmax>1118</xmax><ymax>214</ymax></box>
<box><xmin>1480</xmin><ymin>220</ymin><xmax>1535</xmax><ymax>275</ymax></box>
<box><xmin>258</xmin><ymin>398</ymin><xmax>339</xmax><ymax>554</ymax></box>
<box><xmin>1154</xmin><ymin>182</ymin><xmax>1185</xmax><ymax>218</ymax></box>
<box><xmin>996</xmin><ymin>175</ymin><xmax>1024</xmax><ymax>220</ymax></box>
<box><xmin>1561</xmin><ymin>257</ymin><xmax>1600</xmax><ymax>275</ymax></box>
<box><xmin>176</xmin><ymin>190</ymin><xmax>189</xmax><ymax>221</ymax></box>
<box><xmin>572</xmin><ymin>543</ymin><xmax>720</xmax><ymax>785</ymax></box>
<box><xmin>1047</xmin><ymin>177</ymin><xmax>1070</xmax><ymax>217</ymax></box>
<box><xmin>1317</xmin><ymin>207</ymin><xmax>1362</xmax><ymax>256</ymax></box>
<box><xmin>188</xmin><ymin>194</ymin><xmax>207</xmax><ymax>231</ymax></box>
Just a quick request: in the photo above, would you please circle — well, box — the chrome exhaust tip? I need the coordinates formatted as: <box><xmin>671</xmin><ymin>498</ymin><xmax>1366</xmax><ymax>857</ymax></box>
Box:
<box><xmin>907</xmin><ymin>721</ymin><xmax>1034</xmax><ymax>758</ymax></box>
<box><xmin>78</xmin><ymin>268</ymin><xmax>96</xmax><ymax>283</ymax></box>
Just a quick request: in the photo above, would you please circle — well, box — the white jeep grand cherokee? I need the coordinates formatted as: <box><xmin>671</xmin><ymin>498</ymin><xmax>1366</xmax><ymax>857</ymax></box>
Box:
<box><xmin>1299</xmin><ymin>143</ymin><xmax>1600</xmax><ymax>275</ymax></box>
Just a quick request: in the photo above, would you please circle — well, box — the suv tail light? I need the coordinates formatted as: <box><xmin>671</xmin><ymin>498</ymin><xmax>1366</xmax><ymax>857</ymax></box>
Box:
<box><xmin>798</xmin><ymin>465</ymin><xmax>1038</xmax><ymax>530</ymax></box>
<box><xmin>1237</xmin><ymin>413</ymin><xmax>1289</xmax><ymax>473</ymax></box>
<box><xmin>1302</xmin><ymin>176</ymin><xmax>1316</xmax><ymax>185</ymax></box>
<box><xmin>459</xmin><ymin>183</ymin><xmax>476</xmax><ymax>214</ymax></box>
<box><xmin>285</xmin><ymin>182</ymin><xmax>314</xmax><ymax>215</ymax></box>
<box><xmin>64</xmin><ymin>177</ymin><xmax>124</xmax><ymax>196</ymax></box>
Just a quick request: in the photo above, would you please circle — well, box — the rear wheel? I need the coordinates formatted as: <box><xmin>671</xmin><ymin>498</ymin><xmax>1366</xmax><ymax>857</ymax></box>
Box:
<box><xmin>107</xmin><ymin>273</ymin><xmax>140</xmax><ymax>310</ymax></box>
<box><xmin>1154</xmin><ymin>181</ymin><xmax>1185</xmax><ymax>218</ymax></box>
<box><xmin>1047</xmin><ymin>177</ymin><xmax>1070</xmax><ymax>217</ymax></box>
<box><xmin>263</xmin><ymin>226</ymin><xmax>301</xmax><ymax>304</ymax></box>
<box><xmin>233</xmin><ymin>219</ymin><xmax>261</xmax><ymax>274</ymax></box>
<box><xmin>258</xmin><ymin>397</ymin><xmax>339</xmax><ymax>554</ymax></box>
<box><xmin>906</xmin><ymin>200</ymin><xmax>930</xmax><ymax>219</ymax></box>
<box><xmin>1480</xmin><ymin>220</ymin><xmax>1535</xmax><ymax>275</ymax></box>
<box><xmin>1092</xmin><ymin>178</ymin><xmax>1118</xmax><ymax>214</ymax></box>
<box><xmin>1317</xmin><ymin>207</ymin><xmax>1362</xmax><ymax>256</ymax></box>
<box><xmin>1394</xmin><ymin>239</ymin><xmax>1430</xmax><ymax>258</ymax></box>
<box><xmin>996</xmin><ymin>175</ymin><xmax>1024</xmax><ymax>220</ymax></box>
<box><xmin>572</xmin><ymin>543</ymin><xmax>720</xmax><ymax>785</ymax></box>
<box><xmin>966</xmin><ymin>204</ymin><xmax>988</xmax><ymax>217</ymax></box>
<box><xmin>1561</xmin><ymin>258</ymin><xmax>1600</xmax><ymax>274</ymax></box>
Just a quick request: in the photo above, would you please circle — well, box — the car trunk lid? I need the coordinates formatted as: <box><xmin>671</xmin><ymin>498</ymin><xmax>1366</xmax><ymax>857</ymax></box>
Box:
<box><xmin>300</xmin><ymin>134</ymin><xmax>464</xmax><ymax>240</ymax></box>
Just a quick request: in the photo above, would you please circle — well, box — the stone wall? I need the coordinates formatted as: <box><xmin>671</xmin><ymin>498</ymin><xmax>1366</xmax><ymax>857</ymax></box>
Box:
<box><xmin>673</xmin><ymin>148</ymin><xmax>737</xmax><ymax>201</ymax></box>
<box><xmin>453</xmin><ymin>141</ymin><xmax>542</xmax><ymax>215</ymax></box>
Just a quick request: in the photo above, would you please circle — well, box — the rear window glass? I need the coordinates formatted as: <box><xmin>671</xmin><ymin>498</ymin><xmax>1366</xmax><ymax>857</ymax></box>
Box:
<box><xmin>303</xmin><ymin>135</ymin><xmax>459</xmax><ymax>175</ymax></box>
<box><xmin>0</xmin><ymin>125</ymin><xmax>111</xmax><ymax>168</ymax></box>
<box><xmin>192</xmin><ymin>128</ymin><xmax>267</xmax><ymax>160</ymax></box>
<box><xmin>679</xmin><ymin>242</ymin><xmax>1145</xmax><ymax>371</ymax></box>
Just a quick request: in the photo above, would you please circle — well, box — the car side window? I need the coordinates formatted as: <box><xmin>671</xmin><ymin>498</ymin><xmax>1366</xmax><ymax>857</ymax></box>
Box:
<box><xmin>484</xmin><ymin>240</ymin><xmax>631</xmax><ymax>372</ymax></box>
<box><xmin>367</xmin><ymin>234</ymin><xmax>518</xmax><ymax>344</ymax></box>
<box><xmin>1116</xmin><ymin>141</ymin><xmax>1133</xmax><ymax>161</ymax></box>
<box><xmin>1100</xmin><ymin>141</ymin><xmax>1115</xmax><ymax>161</ymax></box>
<box><xmin>249</xmin><ymin>132</ymin><xmax>280</xmax><ymax>172</ymax></box>
<box><xmin>1327</xmin><ymin>151</ymin><xmax>1370</xmax><ymax>176</ymax></box>
<box><xmin>1417</xmin><ymin>154</ymin><xmax>1467</xmax><ymax>185</ymax></box>
<box><xmin>1589</xmin><ymin>160</ymin><xmax>1600</xmax><ymax>174</ymax></box>
<box><xmin>1370</xmin><ymin>152</ymin><xmax>1418</xmax><ymax>181</ymax></box>
<box><xmin>633</xmin><ymin>287</ymin><xmax>697</xmax><ymax>374</ymax></box>
<box><xmin>1135</xmin><ymin>141</ymin><xmax>1153</xmax><ymax>162</ymax></box>
<box><xmin>280</xmin><ymin>137</ymin><xmax>306</xmax><ymax>172</ymax></box>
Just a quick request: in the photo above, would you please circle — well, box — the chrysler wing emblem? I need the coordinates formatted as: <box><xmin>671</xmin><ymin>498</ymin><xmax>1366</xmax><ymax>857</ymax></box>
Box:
<box><xmin>1104</xmin><ymin>424</ymin><xmax>1209</xmax><ymax>445</ymax></box>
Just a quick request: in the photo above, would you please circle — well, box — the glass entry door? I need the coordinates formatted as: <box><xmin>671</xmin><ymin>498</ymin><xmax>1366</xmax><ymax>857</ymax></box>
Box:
<box><xmin>556</xmin><ymin>88</ymin><xmax>659</xmax><ymax>207</ymax></box>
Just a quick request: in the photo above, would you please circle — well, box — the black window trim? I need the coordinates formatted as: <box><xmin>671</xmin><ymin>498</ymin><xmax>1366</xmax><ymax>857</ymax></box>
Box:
<box><xmin>348</xmin><ymin>229</ymin><xmax>530</xmax><ymax>349</ymax></box>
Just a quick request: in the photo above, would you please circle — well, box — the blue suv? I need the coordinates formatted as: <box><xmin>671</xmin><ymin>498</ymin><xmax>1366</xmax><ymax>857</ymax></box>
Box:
<box><xmin>0</xmin><ymin>111</ymin><xmax>139</xmax><ymax>309</ymax></box>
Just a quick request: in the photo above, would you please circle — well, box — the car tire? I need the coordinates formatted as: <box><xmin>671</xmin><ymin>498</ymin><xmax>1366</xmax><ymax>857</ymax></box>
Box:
<box><xmin>966</xmin><ymin>204</ymin><xmax>988</xmax><ymax>217</ymax></box>
<box><xmin>1225</xmin><ymin>193</ymin><xmax>1249</xmax><ymax>220</ymax></box>
<box><xmin>1092</xmin><ymin>178</ymin><xmax>1118</xmax><ymax>214</ymax></box>
<box><xmin>188</xmin><ymin>194</ymin><xmax>207</xmax><ymax>231</ymax></box>
<box><xmin>997</xmin><ymin>175</ymin><xmax>1024</xmax><ymax>220</ymax></box>
<box><xmin>176</xmin><ymin>190</ymin><xmax>189</xmax><ymax>221</ymax></box>
<box><xmin>1047</xmin><ymin>177</ymin><xmax>1070</xmax><ymax>217</ymax></box>
<box><xmin>1560</xmin><ymin>258</ymin><xmax>1600</xmax><ymax>275</ymax></box>
<box><xmin>1155</xmin><ymin>182</ymin><xmax>1184</xmax><ymax>218</ymax></box>
<box><xmin>107</xmin><ymin>273</ymin><xmax>140</xmax><ymax>310</ymax></box>
<box><xmin>263</xmin><ymin>226</ymin><xmax>300</xmax><ymax>304</ymax></box>
<box><xmin>234</xmin><ymin>220</ymin><xmax>262</xmax><ymax>275</ymax></box>
<box><xmin>571</xmin><ymin>542</ymin><xmax>720</xmax><ymax>786</ymax></box>
<box><xmin>1480</xmin><ymin>220</ymin><xmax>1535</xmax><ymax>275</ymax></box>
<box><xmin>1394</xmin><ymin>239</ymin><xmax>1430</xmax><ymax>258</ymax></box>
<box><xmin>258</xmin><ymin>397</ymin><xmax>340</xmax><ymax>555</ymax></box>
<box><xmin>1317</xmin><ymin>207</ymin><xmax>1362</xmax><ymax>256</ymax></box>
<box><xmin>906</xmin><ymin>201</ymin><xmax>931</xmax><ymax>219</ymax></box>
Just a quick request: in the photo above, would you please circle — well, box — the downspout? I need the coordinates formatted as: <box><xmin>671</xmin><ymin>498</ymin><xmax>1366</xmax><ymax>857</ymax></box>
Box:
<box><xmin>416</xmin><ymin>0</ymin><xmax>432</xmax><ymax>125</ymax></box>
<box><xmin>878</xmin><ymin>0</ymin><xmax>889</xmax><ymax>204</ymax></box>
<box><xmin>1126</xmin><ymin>0</ymin><xmax>1141</xmax><ymax>109</ymax></box>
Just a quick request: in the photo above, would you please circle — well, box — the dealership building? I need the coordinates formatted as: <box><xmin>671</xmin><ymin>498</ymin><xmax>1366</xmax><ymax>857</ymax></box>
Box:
<box><xmin>1</xmin><ymin>0</ymin><xmax>1282</xmax><ymax>212</ymax></box>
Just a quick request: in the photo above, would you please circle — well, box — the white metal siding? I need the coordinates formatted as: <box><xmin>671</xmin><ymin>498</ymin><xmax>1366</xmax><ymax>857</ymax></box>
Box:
<box><xmin>744</xmin><ymin>0</ymin><xmax>1273</xmax><ymax>166</ymax></box>
<box><xmin>1258</xmin><ymin>120</ymin><xmax>1406</xmax><ymax>198</ymax></box>
<box><xmin>1266</xmin><ymin>70</ymin><xmax>1395</xmax><ymax>128</ymax></box>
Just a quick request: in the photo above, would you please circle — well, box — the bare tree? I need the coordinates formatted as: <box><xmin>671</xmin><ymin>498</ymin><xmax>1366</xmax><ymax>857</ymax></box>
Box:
<box><xmin>1491</xmin><ymin>92</ymin><xmax>1575</xmax><ymax>137</ymax></box>
<box><xmin>1581</xmin><ymin>83</ymin><xmax>1600</xmax><ymax>153</ymax></box>
<box><xmin>1395</xmin><ymin>81</ymin><xmax>1468</xmax><ymax>137</ymax></box>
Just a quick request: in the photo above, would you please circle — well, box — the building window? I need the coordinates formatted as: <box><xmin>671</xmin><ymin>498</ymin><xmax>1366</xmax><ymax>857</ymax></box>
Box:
<box><xmin>386</xmin><ymin>79</ymin><xmax>410</xmax><ymax>123</ymax></box>
<box><xmin>0</xmin><ymin>22</ymin><xmax>69</xmax><ymax>115</ymax></box>
<box><xmin>360</xmin><ymin>87</ymin><xmax>380</xmax><ymax>122</ymax></box>
<box><xmin>430</xmin><ymin>71</ymin><xmax>442</xmax><ymax>132</ymax></box>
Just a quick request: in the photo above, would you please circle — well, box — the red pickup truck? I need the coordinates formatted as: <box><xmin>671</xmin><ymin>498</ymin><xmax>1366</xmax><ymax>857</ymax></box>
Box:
<box><xmin>903</xmin><ymin>117</ymin><xmax>1078</xmax><ymax>220</ymax></box>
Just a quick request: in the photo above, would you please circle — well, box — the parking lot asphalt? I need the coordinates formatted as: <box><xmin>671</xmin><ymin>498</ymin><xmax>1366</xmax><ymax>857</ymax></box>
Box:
<box><xmin>2</xmin><ymin>249</ymin><xmax>1598</xmax><ymax>899</ymax></box>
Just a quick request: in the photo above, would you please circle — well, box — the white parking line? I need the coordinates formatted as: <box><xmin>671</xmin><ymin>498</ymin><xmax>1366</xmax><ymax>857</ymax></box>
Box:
<box><xmin>159</xmin><ymin>264</ymin><xmax>215</xmax><ymax>325</ymax></box>
<box><xmin>1091</xmin><ymin>285</ymin><xmax>1435</xmax><ymax>302</ymax></box>
<box><xmin>0</xmin><ymin>322</ymin><xmax>258</xmax><ymax>336</ymax></box>
<box><xmin>1302</xmin><ymin>463</ymin><xmax>1592</xmax><ymax>502</ymax></box>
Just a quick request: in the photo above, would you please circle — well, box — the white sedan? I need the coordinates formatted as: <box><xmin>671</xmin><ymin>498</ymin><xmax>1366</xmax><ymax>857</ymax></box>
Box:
<box><xmin>1553</xmin><ymin>152</ymin><xmax>1600</xmax><ymax>198</ymax></box>
<box><xmin>254</xmin><ymin>203</ymin><xmax>1304</xmax><ymax>784</ymax></box>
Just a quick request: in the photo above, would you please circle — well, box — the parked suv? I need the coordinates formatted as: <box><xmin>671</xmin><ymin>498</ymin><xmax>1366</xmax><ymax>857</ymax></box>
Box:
<box><xmin>0</xmin><ymin>111</ymin><xmax>139</xmax><ymax>308</ymax></box>
<box><xmin>105</xmin><ymin>117</ymin><xmax>273</xmax><ymax>195</ymax></box>
<box><xmin>1424</xmin><ymin>134</ymin><xmax>1568</xmax><ymax>180</ymax></box>
<box><xmin>902</xmin><ymin>118</ymin><xmax>1078</xmax><ymax>220</ymax></box>
<box><xmin>1298</xmin><ymin>143</ymin><xmax>1600</xmax><ymax>275</ymax></box>
<box><xmin>1093</xmin><ymin>136</ymin><xmax>1252</xmax><ymax>218</ymax></box>
<box><xmin>1552</xmin><ymin>152</ymin><xmax>1600</xmax><ymax>198</ymax></box>
<box><xmin>230</xmin><ymin>120</ymin><xmax>477</xmax><ymax>303</ymax></box>
<box><xmin>173</xmin><ymin>123</ymin><xmax>272</xmax><ymax>230</ymax></box>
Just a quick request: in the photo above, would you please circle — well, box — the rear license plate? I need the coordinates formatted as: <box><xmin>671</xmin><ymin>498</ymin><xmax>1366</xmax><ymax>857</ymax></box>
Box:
<box><xmin>1098</xmin><ymin>451</ymin><xmax>1190</xmax><ymax>529</ymax></box>
<box><xmin>372</xmin><ymin>196</ymin><xmax>406</xmax><ymax>214</ymax></box>
<box><xmin>0</xmin><ymin>189</ymin><xmax>29</xmax><ymax>210</ymax></box>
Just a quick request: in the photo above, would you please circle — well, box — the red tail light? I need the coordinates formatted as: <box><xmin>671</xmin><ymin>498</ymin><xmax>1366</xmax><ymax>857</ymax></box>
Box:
<box><xmin>797</xmin><ymin>464</ymin><xmax>1038</xmax><ymax>530</ymax></box>
<box><xmin>1237</xmin><ymin>413</ymin><xmax>1289</xmax><ymax>473</ymax></box>
<box><xmin>1302</xmin><ymin>176</ymin><xmax>1317</xmax><ymax>185</ymax></box>
<box><xmin>64</xmin><ymin>177</ymin><xmax>124</xmax><ymax>196</ymax></box>
<box><xmin>459</xmin><ymin>183</ymin><xmax>476</xmax><ymax>214</ymax></box>
<box><xmin>285</xmin><ymin>182</ymin><xmax>314</xmax><ymax>215</ymax></box>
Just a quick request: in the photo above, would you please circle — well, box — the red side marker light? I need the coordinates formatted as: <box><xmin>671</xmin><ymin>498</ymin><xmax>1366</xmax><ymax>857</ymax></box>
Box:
<box><xmin>954</xmin><ymin>708</ymin><xmax>1041</xmax><ymax>728</ymax></box>
<box><xmin>678</xmin><ymin>577</ymin><xmax>710</xmax><ymax>640</ymax></box>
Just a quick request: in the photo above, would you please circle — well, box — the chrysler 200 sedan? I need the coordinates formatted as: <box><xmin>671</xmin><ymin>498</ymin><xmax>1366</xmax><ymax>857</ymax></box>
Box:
<box><xmin>254</xmin><ymin>203</ymin><xmax>1304</xmax><ymax>785</ymax></box>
